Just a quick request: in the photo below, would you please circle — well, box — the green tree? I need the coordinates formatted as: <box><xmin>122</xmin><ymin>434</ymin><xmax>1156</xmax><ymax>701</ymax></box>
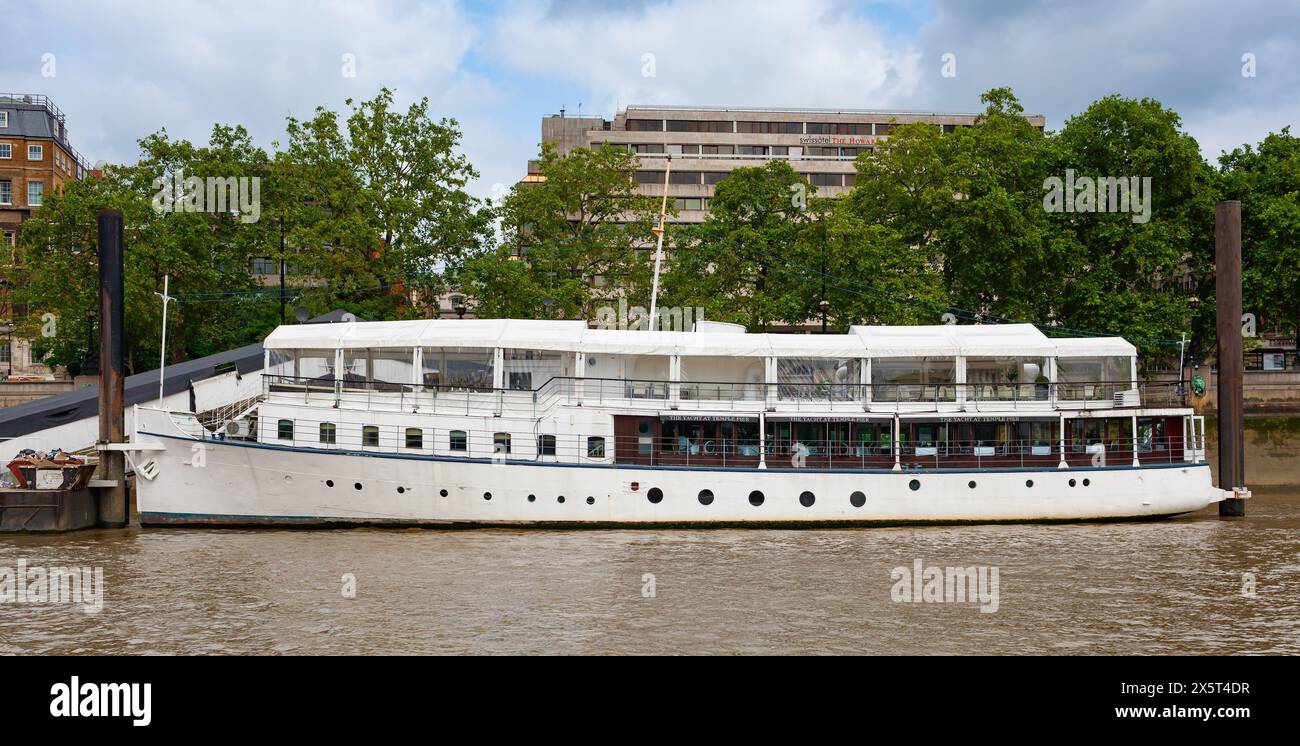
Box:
<box><xmin>283</xmin><ymin>88</ymin><xmax>493</xmax><ymax>320</ymax></box>
<box><xmin>1217</xmin><ymin>127</ymin><xmax>1300</xmax><ymax>343</ymax></box>
<box><xmin>1050</xmin><ymin>94</ymin><xmax>1216</xmax><ymax>355</ymax></box>
<box><xmin>8</xmin><ymin>125</ymin><xmax>274</xmax><ymax>374</ymax></box>
<box><xmin>663</xmin><ymin>160</ymin><xmax>812</xmax><ymax>331</ymax></box>
<box><xmin>461</xmin><ymin>143</ymin><xmax>659</xmax><ymax>321</ymax></box>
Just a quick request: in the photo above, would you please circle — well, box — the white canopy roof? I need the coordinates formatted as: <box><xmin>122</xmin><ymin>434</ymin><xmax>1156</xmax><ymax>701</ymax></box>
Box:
<box><xmin>264</xmin><ymin>318</ymin><xmax>1135</xmax><ymax>359</ymax></box>
<box><xmin>1050</xmin><ymin>336</ymin><xmax>1137</xmax><ymax>357</ymax></box>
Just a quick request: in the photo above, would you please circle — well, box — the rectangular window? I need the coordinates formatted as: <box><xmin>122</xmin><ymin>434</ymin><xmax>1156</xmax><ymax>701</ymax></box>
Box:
<box><xmin>736</xmin><ymin>121</ymin><xmax>801</xmax><ymax>134</ymax></box>
<box><xmin>737</xmin><ymin>145</ymin><xmax>768</xmax><ymax>156</ymax></box>
<box><xmin>0</xmin><ymin>342</ymin><xmax>10</xmax><ymax>364</ymax></box>
<box><xmin>27</xmin><ymin>181</ymin><xmax>42</xmax><ymax>206</ymax></box>
<box><xmin>362</xmin><ymin>425</ymin><xmax>380</xmax><ymax>447</ymax></box>
<box><xmin>679</xmin><ymin>144</ymin><xmax>700</xmax><ymax>154</ymax></box>
<box><xmin>0</xmin><ymin>180</ymin><xmax>11</xmax><ymax>205</ymax></box>
<box><xmin>28</xmin><ymin>144</ymin><xmax>43</xmax><ymax>161</ymax></box>
<box><xmin>703</xmin><ymin>172</ymin><xmax>729</xmax><ymax>185</ymax></box>
<box><xmin>666</xmin><ymin>119</ymin><xmax>731</xmax><ymax>133</ymax></box>
<box><xmin>319</xmin><ymin>423</ymin><xmax>336</xmax><ymax>444</ymax></box>
<box><xmin>0</xmin><ymin>112</ymin><xmax>8</xmax><ymax>127</ymax></box>
<box><xmin>405</xmin><ymin>428</ymin><xmax>423</xmax><ymax>449</ymax></box>
<box><xmin>625</xmin><ymin>119</ymin><xmax>663</xmax><ymax>132</ymax></box>
<box><xmin>668</xmin><ymin>171</ymin><xmax>701</xmax><ymax>185</ymax></box>
<box><xmin>635</xmin><ymin>170</ymin><xmax>663</xmax><ymax>185</ymax></box>
<box><xmin>493</xmin><ymin>432</ymin><xmax>511</xmax><ymax>455</ymax></box>
<box><xmin>277</xmin><ymin>419</ymin><xmax>294</xmax><ymax>440</ymax></box>
<box><xmin>251</xmin><ymin>257</ymin><xmax>275</xmax><ymax>275</ymax></box>
<box><xmin>0</xmin><ymin>143</ymin><xmax>10</xmax><ymax>159</ymax></box>
<box><xmin>700</xmin><ymin>144</ymin><xmax>733</xmax><ymax>155</ymax></box>
<box><xmin>537</xmin><ymin>434</ymin><xmax>556</xmax><ymax>456</ymax></box>
<box><xmin>450</xmin><ymin>430</ymin><xmax>467</xmax><ymax>452</ymax></box>
<box><xmin>587</xmin><ymin>436</ymin><xmax>606</xmax><ymax>458</ymax></box>
<box><xmin>809</xmin><ymin>173</ymin><xmax>842</xmax><ymax>187</ymax></box>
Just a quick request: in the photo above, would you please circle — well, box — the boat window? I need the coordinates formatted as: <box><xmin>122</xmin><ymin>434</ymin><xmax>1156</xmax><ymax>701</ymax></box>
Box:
<box><xmin>405</xmin><ymin>428</ymin><xmax>423</xmax><ymax>449</ymax></box>
<box><xmin>587</xmin><ymin>436</ymin><xmax>606</xmax><ymax>458</ymax></box>
<box><xmin>503</xmin><ymin>349</ymin><xmax>568</xmax><ymax>390</ymax></box>
<box><xmin>493</xmin><ymin>432</ymin><xmax>512</xmax><ymax>455</ymax></box>
<box><xmin>319</xmin><ymin>423</ymin><xmax>336</xmax><ymax>444</ymax></box>
<box><xmin>297</xmin><ymin>348</ymin><xmax>337</xmax><ymax>382</ymax></box>
<box><xmin>1056</xmin><ymin>356</ymin><xmax>1132</xmax><ymax>400</ymax></box>
<box><xmin>776</xmin><ymin>357</ymin><xmax>860</xmax><ymax>401</ymax></box>
<box><xmin>362</xmin><ymin>426</ymin><xmax>380</xmax><ymax>447</ymax></box>
<box><xmin>277</xmin><ymin>419</ymin><xmax>293</xmax><ymax>440</ymax></box>
<box><xmin>872</xmin><ymin>358</ymin><xmax>955</xmax><ymax>402</ymax></box>
<box><xmin>450</xmin><ymin>430</ymin><xmax>467</xmax><ymax>452</ymax></box>
<box><xmin>422</xmin><ymin>347</ymin><xmax>494</xmax><ymax>391</ymax></box>
<box><xmin>537</xmin><ymin>434</ymin><xmax>556</xmax><ymax>456</ymax></box>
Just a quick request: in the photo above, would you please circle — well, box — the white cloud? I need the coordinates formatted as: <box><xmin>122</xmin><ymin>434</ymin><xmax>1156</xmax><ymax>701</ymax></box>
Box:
<box><xmin>6</xmin><ymin>0</ymin><xmax>480</xmax><ymax>165</ymax></box>
<box><xmin>488</xmin><ymin>0</ymin><xmax>923</xmax><ymax>115</ymax></box>
<box><xmin>910</xmin><ymin>0</ymin><xmax>1300</xmax><ymax>160</ymax></box>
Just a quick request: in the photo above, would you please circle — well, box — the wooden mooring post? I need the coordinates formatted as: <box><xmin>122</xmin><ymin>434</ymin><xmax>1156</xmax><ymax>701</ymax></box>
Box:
<box><xmin>94</xmin><ymin>209</ymin><xmax>128</xmax><ymax>527</ymax></box>
<box><xmin>1215</xmin><ymin>200</ymin><xmax>1247</xmax><ymax>517</ymax></box>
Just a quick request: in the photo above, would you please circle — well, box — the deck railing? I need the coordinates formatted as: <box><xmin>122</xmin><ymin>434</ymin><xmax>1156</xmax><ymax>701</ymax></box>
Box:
<box><xmin>261</xmin><ymin>374</ymin><xmax>1188</xmax><ymax>416</ymax></box>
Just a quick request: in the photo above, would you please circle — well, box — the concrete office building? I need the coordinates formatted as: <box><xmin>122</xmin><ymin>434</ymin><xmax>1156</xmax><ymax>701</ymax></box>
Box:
<box><xmin>525</xmin><ymin>105</ymin><xmax>1047</xmax><ymax>223</ymax></box>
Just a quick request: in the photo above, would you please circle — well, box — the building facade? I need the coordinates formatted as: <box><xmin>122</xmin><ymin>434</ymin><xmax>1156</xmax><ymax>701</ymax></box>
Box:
<box><xmin>0</xmin><ymin>94</ymin><xmax>91</xmax><ymax>380</ymax></box>
<box><xmin>526</xmin><ymin>105</ymin><xmax>1046</xmax><ymax>223</ymax></box>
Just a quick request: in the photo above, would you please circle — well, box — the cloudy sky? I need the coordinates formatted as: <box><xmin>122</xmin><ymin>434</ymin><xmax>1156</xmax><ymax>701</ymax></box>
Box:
<box><xmin>3</xmin><ymin>0</ymin><xmax>1297</xmax><ymax>198</ymax></box>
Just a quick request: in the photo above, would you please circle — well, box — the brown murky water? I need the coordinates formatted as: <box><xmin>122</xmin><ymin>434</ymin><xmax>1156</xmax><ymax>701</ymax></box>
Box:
<box><xmin>1</xmin><ymin>486</ymin><xmax>1297</xmax><ymax>655</ymax></box>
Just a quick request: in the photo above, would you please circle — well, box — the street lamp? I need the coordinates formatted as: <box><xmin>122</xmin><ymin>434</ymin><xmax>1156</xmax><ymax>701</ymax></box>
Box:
<box><xmin>452</xmin><ymin>296</ymin><xmax>467</xmax><ymax>319</ymax></box>
<box><xmin>818</xmin><ymin>299</ymin><xmax>829</xmax><ymax>334</ymax></box>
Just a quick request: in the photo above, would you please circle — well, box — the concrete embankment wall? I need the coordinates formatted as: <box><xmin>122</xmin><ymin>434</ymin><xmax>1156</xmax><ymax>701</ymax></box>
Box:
<box><xmin>0</xmin><ymin>381</ymin><xmax>76</xmax><ymax>408</ymax></box>
<box><xmin>1204</xmin><ymin>416</ymin><xmax>1300</xmax><ymax>487</ymax></box>
<box><xmin>1149</xmin><ymin>370</ymin><xmax>1300</xmax><ymax>414</ymax></box>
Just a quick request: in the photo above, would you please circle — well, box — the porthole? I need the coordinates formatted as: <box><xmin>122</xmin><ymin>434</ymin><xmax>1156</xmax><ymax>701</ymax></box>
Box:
<box><xmin>1026</xmin><ymin>479</ymin><xmax>1034</xmax><ymax>488</ymax></box>
<box><xmin>1083</xmin><ymin>478</ymin><xmax>1091</xmax><ymax>487</ymax></box>
<box><xmin>1068</xmin><ymin>479</ymin><xmax>1077</xmax><ymax>487</ymax></box>
<box><xmin>799</xmin><ymin>491</ymin><xmax>815</xmax><ymax>508</ymax></box>
<box><xmin>354</xmin><ymin>482</ymin><xmax>362</xmax><ymax>490</ymax></box>
<box><xmin>483</xmin><ymin>492</ymin><xmax>492</xmax><ymax>501</ymax></box>
<box><xmin>647</xmin><ymin>487</ymin><xmax>663</xmax><ymax>504</ymax></box>
<box><xmin>558</xmin><ymin>495</ymin><xmax>566</xmax><ymax>503</ymax></box>
<box><xmin>698</xmin><ymin>489</ymin><xmax>714</xmax><ymax>506</ymax></box>
<box><xmin>968</xmin><ymin>481</ymin><xmax>976</xmax><ymax>489</ymax></box>
<box><xmin>850</xmin><ymin>491</ymin><xmax>866</xmax><ymax>508</ymax></box>
<box><xmin>908</xmin><ymin>479</ymin><xmax>920</xmax><ymax>491</ymax></box>
<box><xmin>586</xmin><ymin>496</ymin><xmax>595</xmax><ymax>505</ymax></box>
<box><xmin>527</xmin><ymin>494</ymin><xmax>536</xmax><ymax>502</ymax></box>
<box><xmin>326</xmin><ymin>480</ymin><xmax>334</xmax><ymax>488</ymax></box>
<box><xmin>749</xmin><ymin>490</ymin><xmax>764</xmax><ymax>506</ymax></box>
<box><xmin>439</xmin><ymin>489</ymin><xmax>448</xmax><ymax>497</ymax></box>
<box><xmin>397</xmin><ymin>486</ymin><xmax>405</xmax><ymax>494</ymax></box>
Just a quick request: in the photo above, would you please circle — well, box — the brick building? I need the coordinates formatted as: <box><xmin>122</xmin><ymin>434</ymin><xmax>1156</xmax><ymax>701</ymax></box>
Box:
<box><xmin>0</xmin><ymin>94</ymin><xmax>91</xmax><ymax>379</ymax></box>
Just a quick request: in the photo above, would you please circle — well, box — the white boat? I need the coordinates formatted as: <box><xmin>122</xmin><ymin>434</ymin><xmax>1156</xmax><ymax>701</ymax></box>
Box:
<box><xmin>131</xmin><ymin>319</ymin><xmax>1224</xmax><ymax>526</ymax></box>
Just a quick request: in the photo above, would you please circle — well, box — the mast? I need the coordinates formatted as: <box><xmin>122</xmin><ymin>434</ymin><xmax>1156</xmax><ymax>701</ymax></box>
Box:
<box><xmin>648</xmin><ymin>156</ymin><xmax>671</xmax><ymax>331</ymax></box>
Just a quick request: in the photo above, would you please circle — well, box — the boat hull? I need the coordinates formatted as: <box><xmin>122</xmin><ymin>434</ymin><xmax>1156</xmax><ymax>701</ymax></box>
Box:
<box><xmin>133</xmin><ymin>426</ymin><xmax>1223</xmax><ymax>528</ymax></box>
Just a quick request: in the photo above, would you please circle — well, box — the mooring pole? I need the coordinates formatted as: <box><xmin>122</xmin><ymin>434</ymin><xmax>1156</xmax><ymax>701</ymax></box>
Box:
<box><xmin>96</xmin><ymin>209</ymin><xmax>128</xmax><ymax>527</ymax></box>
<box><xmin>1215</xmin><ymin>200</ymin><xmax>1246</xmax><ymax>517</ymax></box>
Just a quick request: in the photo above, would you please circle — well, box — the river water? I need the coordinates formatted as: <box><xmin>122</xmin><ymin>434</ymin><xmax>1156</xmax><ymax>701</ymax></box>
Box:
<box><xmin>1</xmin><ymin>485</ymin><xmax>1297</xmax><ymax>655</ymax></box>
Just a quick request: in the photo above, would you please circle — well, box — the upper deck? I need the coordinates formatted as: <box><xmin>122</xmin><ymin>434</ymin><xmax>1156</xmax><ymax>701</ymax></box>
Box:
<box><xmin>259</xmin><ymin>318</ymin><xmax>1179</xmax><ymax>417</ymax></box>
